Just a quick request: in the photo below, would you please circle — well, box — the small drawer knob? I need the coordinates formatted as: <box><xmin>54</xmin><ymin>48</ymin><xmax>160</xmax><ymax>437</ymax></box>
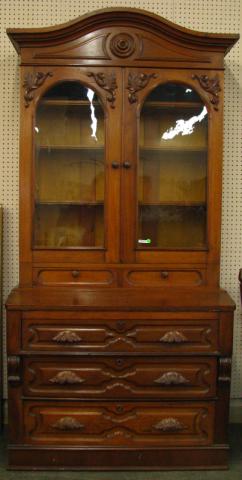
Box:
<box><xmin>72</xmin><ymin>270</ymin><xmax>80</xmax><ymax>278</ymax></box>
<box><xmin>116</xmin><ymin>320</ymin><xmax>126</xmax><ymax>331</ymax></box>
<box><xmin>161</xmin><ymin>271</ymin><xmax>169</xmax><ymax>279</ymax></box>
<box><xmin>116</xmin><ymin>358</ymin><xmax>124</xmax><ymax>367</ymax></box>
<box><xmin>123</xmin><ymin>161</ymin><xmax>131</xmax><ymax>169</ymax></box>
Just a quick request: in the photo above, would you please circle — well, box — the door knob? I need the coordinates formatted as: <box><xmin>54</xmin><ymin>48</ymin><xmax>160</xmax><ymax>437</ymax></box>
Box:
<box><xmin>111</xmin><ymin>161</ymin><xmax>119</xmax><ymax>169</ymax></box>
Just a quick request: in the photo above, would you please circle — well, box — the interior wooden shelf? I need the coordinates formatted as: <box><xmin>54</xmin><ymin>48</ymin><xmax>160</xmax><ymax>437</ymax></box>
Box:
<box><xmin>143</xmin><ymin>101</ymin><xmax>203</xmax><ymax>109</ymax></box>
<box><xmin>140</xmin><ymin>145</ymin><xmax>207</xmax><ymax>152</ymax></box>
<box><xmin>35</xmin><ymin>201</ymin><xmax>104</xmax><ymax>206</ymax></box>
<box><xmin>41</xmin><ymin>99</ymin><xmax>101</xmax><ymax>106</ymax></box>
<box><xmin>37</xmin><ymin>145</ymin><xmax>104</xmax><ymax>151</ymax></box>
<box><xmin>138</xmin><ymin>201</ymin><xmax>206</xmax><ymax>206</ymax></box>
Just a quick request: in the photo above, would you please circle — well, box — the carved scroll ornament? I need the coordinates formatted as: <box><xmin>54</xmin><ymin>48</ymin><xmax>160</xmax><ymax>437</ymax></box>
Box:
<box><xmin>159</xmin><ymin>330</ymin><xmax>188</xmax><ymax>344</ymax></box>
<box><xmin>127</xmin><ymin>72</ymin><xmax>157</xmax><ymax>103</ymax></box>
<box><xmin>192</xmin><ymin>74</ymin><xmax>221</xmax><ymax>110</ymax></box>
<box><xmin>154</xmin><ymin>371</ymin><xmax>190</xmax><ymax>385</ymax></box>
<box><xmin>153</xmin><ymin>417</ymin><xmax>186</xmax><ymax>432</ymax></box>
<box><xmin>51</xmin><ymin>416</ymin><xmax>84</xmax><ymax>431</ymax></box>
<box><xmin>49</xmin><ymin>370</ymin><xmax>85</xmax><ymax>385</ymax></box>
<box><xmin>87</xmin><ymin>71</ymin><xmax>117</xmax><ymax>108</ymax></box>
<box><xmin>23</xmin><ymin>71</ymin><xmax>53</xmax><ymax>107</ymax></box>
<box><xmin>52</xmin><ymin>330</ymin><xmax>82</xmax><ymax>344</ymax></box>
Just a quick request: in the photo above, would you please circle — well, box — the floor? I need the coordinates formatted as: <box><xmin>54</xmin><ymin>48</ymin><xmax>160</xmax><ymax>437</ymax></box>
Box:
<box><xmin>0</xmin><ymin>426</ymin><xmax>241</xmax><ymax>480</ymax></box>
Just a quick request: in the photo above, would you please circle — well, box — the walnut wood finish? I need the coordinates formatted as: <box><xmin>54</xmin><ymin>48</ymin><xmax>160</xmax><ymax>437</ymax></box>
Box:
<box><xmin>6</xmin><ymin>7</ymin><xmax>238</xmax><ymax>471</ymax></box>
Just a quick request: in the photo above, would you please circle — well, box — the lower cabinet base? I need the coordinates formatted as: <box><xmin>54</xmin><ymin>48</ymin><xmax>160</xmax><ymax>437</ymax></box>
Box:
<box><xmin>8</xmin><ymin>446</ymin><xmax>229</xmax><ymax>470</ymax></box>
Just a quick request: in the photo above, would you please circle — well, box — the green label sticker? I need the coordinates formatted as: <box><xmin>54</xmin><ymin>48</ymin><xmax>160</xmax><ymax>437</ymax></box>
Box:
<box><xmin>138</xmin><ymin>239</ymin><xmax>151</xmax><ymax>244</ymax></box>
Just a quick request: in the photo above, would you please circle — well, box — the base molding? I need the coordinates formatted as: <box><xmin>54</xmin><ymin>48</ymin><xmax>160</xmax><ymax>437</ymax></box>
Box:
<box><xmin>8</xmin><ymin>445</ymin><xmax>229</xmax><ymax>470</ymax></box>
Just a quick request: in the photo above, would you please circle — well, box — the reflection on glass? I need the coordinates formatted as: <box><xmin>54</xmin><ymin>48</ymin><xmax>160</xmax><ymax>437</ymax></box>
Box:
<box><xmin>138</xmin><ymin>83</ymin><xmax>208</xmax><ymax>249</ymax></box>
<box><xmin>34</xmin><ymin>82</ymin><xmax>105</xmax><ymax>248</ymax></box>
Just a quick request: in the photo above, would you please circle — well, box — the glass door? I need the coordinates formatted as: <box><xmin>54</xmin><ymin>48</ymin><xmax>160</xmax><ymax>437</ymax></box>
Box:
<box><xmin>122</xmin><ymin>71</ymin><xmax>209</xmax><ymax>263</ymax></box>
<box><xmin>138</xmin><ymin>82</ymin><xmax>207</xmax><ymax>250</ymax></box>
<box><xmin>34</xmin><ymin>81</ymin><xmax>105</xmax><ymax>249</ymax></box>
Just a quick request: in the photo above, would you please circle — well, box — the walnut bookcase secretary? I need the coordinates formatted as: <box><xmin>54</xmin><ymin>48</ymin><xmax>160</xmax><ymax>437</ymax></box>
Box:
<box><xmin>6</xmin><ymin>8</ymin><xmax>239</xmax><ymax>470</ymax></box>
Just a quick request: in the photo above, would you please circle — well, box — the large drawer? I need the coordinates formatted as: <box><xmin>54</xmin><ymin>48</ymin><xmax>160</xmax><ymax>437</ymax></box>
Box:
<box><xmin>22</xmin><ymin>311</ymin><xmax>219</xmax><ymax>354</ymax></box>
<box><xmin>23</xmin><ymin>356</ymin><xmax>217</xmax><ymax>400</ymax></box>
<box><xmin>24</xmin><ymin>401</ymin><xmax>215</xmax><ymax>447</ymax></box>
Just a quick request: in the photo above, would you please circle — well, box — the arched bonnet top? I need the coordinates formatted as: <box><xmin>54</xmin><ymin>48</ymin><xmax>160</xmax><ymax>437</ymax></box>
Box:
<box><xmin>7</xmin><ymin>7</ymin><xmax>239</xmax><ymax>68</ymax></box>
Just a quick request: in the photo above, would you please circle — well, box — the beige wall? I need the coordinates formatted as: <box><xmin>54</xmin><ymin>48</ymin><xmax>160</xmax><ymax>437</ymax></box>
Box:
<box><xmin>0</xmin><ymin>0</ymin><xmax>241</xmax><ymax>402</ymax></box>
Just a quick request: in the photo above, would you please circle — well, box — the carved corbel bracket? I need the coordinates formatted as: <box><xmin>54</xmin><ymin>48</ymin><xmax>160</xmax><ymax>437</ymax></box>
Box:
<box><xmin>23</xmin><ymin>71</ymin><xmax>53</xmax><ymax>107</ymax></box>
<box><xmin>87</xmin><ymin>71</ymin><xmax>117</xmax><ymax>108</ymax></box>
<box><xmin>192</xmin><ymin>74</ymin><xmax>221</xmax><ymax>111</ymax></box>
<box><xmin>126</xmin><ymin>72</ymin><xmax>157</xmax><ymax>104</ymax></box>
<box><xmin>8</xmin><ymin>355</ymin><xmax>21</xmax><ymax>386</ymax></box>
<box><xmin>218</xmin><ymin>357</ymin><xmax>231</xmax><ymax>383</ymax></box>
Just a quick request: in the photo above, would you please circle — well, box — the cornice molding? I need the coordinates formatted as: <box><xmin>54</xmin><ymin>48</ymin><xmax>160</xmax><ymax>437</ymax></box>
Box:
<box><xmin>7</xmin><ymin>8</ymin><xmax>239</xmax><ymax>57</ymax></box>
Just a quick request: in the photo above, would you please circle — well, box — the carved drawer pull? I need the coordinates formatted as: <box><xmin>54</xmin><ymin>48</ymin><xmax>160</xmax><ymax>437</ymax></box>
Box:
<box><xmin>160</xmin><ymin>330</ymin><xmax>188</xmax><ymax>344</ymax></box>
<box><xmin>49</xmin><ymin>371</ymin><xmax>85</xmax><ymax>385</ymax></box>
<box><xmin>51</xmin><ymin>416</ymin><xmax>84</xmax><ymax>431</ymax></box>
<box><xmin>154</xmin><ymin>371</ymin><xmax>190</xmax><ymax>385</ymax></box>
<box><xmin>153</xmin><ymin>417</ymin><xmax>186</xmax><ymax>432</ymax></box>
<box><xmin>52</xmin><ymin>330</ymin><xmax>82</xmax><ymax>344</ymax></box>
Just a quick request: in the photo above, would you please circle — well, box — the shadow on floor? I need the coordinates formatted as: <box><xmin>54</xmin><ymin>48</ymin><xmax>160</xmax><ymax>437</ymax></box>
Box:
<box><xmin>0</xmin><ymin>425</ymin><xmax>241</xmax><ymax>480</ymax></box>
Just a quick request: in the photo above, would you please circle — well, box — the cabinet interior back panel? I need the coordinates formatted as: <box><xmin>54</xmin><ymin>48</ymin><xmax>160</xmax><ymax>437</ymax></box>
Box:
<box><xmin>0</xmin><ymin>0</ymin><xmax>241</xmax><ymax>397</ymax></box>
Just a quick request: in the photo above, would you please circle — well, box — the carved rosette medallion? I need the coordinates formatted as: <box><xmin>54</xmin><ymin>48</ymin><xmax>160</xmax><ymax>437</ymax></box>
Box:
<box><xmin>49</xmin><ymin>370</ymin><xmax>85</xmax><ymax>385</ymax></box>
<box><xmin>110</xmin><ymin>33</ymin><xmax>136</xmax><ymax>58</ymax></box>
<box><xmin>23</xmin><ymin>71</ymin><xmax>53</xmax><ymax>107</ymax></box>
<box><xmin>87</xmin><ymin>71</ymin><xmax>117</xmax><ymax>108</ymax></box>
<box><xmin>153</xmin><ymin>417</ymin><xmax>186</xmax><ymax>432</ymax></box>
<box><xmin>51</xmin><ymin>416</ymin><xmax>84</xmax><ymax>431</ymax></box>
<box><xmin>127</xmin><ymin>72</ymin><xmax>157</xmax><ymax>103</ymax></box>
<box><xmin>192</xmin><ymin>74</ymin><xmax>221</xmax><ymax>110</ymax></box>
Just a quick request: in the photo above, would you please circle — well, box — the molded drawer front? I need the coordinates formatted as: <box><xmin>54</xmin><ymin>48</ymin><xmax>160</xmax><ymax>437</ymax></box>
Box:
<box><xmin>22</xmin><ymin>312</ymin><xmax>219</xmax><ymax>354</ymax></box>
<box><xmin>125</xmin><ymin>269</ymin><xmax>204</xmax><ymax>287</ymax></box>
<box><xmin>24</xmin><ymin>401</ymin><xmax>215</xmax><ymax>447</ymax></box>
<box><xmin>33</xmin><ymin>269</ymin><xmax>116</xmax><ymax>287</ymax></box>
<box><xmin>23</xmin><ymin>356</ymin><xmax>217</xmax><ymax>400</ymax></box>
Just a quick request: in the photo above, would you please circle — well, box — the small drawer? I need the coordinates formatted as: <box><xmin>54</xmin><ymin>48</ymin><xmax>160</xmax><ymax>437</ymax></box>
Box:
<box><xmin>22</xmin><ymin>311</ymin><xmax>219</xmax><ymax>354</ymax></box>
<box><xmin>33</xmin><ymin>268</ymin><xmax>116</xmax><ymax>287</ymax></box>
<box><xmin>125</xmin><ymin>269</ymin><xmax>204</xmax><ymax>287</ymax></box>
<box><xmin>24</xmin><ymin>401</ymin><xmax>215</xmax><ymax>447</ymax></box>
<box><xmin>23</xmin><ymin>356</ymin><xmax>217</xmax><ymax>400</ymax></box>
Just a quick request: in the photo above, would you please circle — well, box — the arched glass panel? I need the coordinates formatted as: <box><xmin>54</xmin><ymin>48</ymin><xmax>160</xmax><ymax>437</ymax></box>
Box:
<box><xmin>34</xmin><ymin>82</ymin><xmax>105</xmax><ymax>248</ymax></box>
<box><xmin>138</xmin><ymin>83</ymin><xmax>208</xmax><ymax>249</ymax></box>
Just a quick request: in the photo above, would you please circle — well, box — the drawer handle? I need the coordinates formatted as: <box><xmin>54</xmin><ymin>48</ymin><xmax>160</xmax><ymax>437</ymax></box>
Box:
<box><xmin>72</xmin><ymin>270</ymin><xmax>80</xmax><ymax>278</ymax></box>
<box><xmin>160</xmin><ymin>330</ymin><xmax>188</xmax><ymax>344</ymax></box>
<box><xmin>123</xmin><ymin>161</ymin><xmax>131</xmax><ymax>169</ymax></box>
<box><xmin>154</xmin><ymin>371</ymin><xmax>190</xmax><ymax>385</ymax></box>
<box><xmin>153</xmin><ymin>417</ymin><xmax>186</xmax><ymax>432</ymax></box>
<box><xmin>161</xmin><ymin>271</ymin><xmax>169</xmax><ymax>279</ymax></box>
<box><xmin>51</xmin><ymin>416</ymin><xmax>84</xmax><ymax>431</ymax></box>
<box><xmin>52</xmin><ymin>330</ymin><xmax>82</xmax><ymax>344</ymax></box>
<box><xmin>49</xmin><ymin>371</ymin><xmax>85</xmax><ymax>385</ymax></box>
